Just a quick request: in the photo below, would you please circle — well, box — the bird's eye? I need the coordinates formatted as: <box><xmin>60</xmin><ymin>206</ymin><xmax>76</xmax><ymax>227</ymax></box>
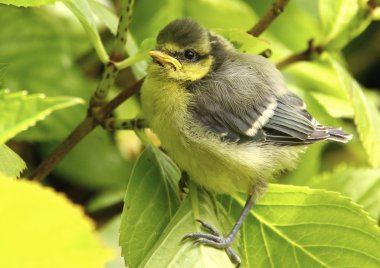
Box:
<box><xmin>184</xmin><ymin>50</ymin><xmax>197</xmax><ymax>60</ymax></box>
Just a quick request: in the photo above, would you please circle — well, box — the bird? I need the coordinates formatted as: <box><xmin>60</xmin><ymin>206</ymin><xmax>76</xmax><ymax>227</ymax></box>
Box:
<box><xmin>140</xmin><ymin>18</ymin><xmax>352</xmax><ymax>267</ymax></box>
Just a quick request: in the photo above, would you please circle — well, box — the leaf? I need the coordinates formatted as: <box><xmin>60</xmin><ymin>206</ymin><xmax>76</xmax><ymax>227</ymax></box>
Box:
<box><xmin>311</xmin><ymin>165</ymin><xmax>380</xmax><ymax>220</ymax></box>
<box><xmin>117</xmin><ymin>38</ymin><xmax>155</xmax><ymax>69</ymax></box>
<box><xmin>220</xmin><ymin>184</ymin><xmax>380</xmax><ymax>267</ymax></box>
<box><xmin>213</xmin><ymin>29</ymin><xmax>270</xmax><ymax>55</ymax></box>
<box><xmin>328</xmin><ymin>56</ymin><xmax>380</xmax><ymax>167</ymax></box>
<box><xmin>99</xmin><ymin>216</ymin><xmax>125</xmax><ymax>268</ymax></box>
<box><xmin>120</xmin><ymin>146</ymin><xmax>181</xmax><ymax>267</ymax></box>
<box><xmin>319</xmin><ymin>0</ymin><xmax>372</xmax><ymax>49</ymax></box>
<box><xmin>131</xmin><ymin>0</ymin><xmax>183</xmax><ymax>43</ymax></box>
<box><xmin>0</xmin><ymin>6</ymin><xmax>93</xmax><ymax>141</ymax></box>
<box><xmin>184</xmin><ymin>0</ymin><xmax>257</xmax><ymax>30</ymax></box>
<box><xmin>282</xmin><ymin>143</ymin><xmax>325</xmax><ymax>186</ymax></box>
<box><xmin>87</xmin><ymin>188</ymin><xmax>126</xmax><ymax>213</ymax></box>
<box><xmin>64</xmin><ymin>0</ymin><xmax>109</xmax><ymax>63</ymax></box>
<box><xmin>0</xmin><ymin>89</ymin><xmax>83</xmax><ymax>144</ymax></box>
<box><xmin>0</xmin><ymin>144</ymin><xmax>26</xmax><ymax>177</ymax></box>
<box><xmin>139</xmin><ymin>183</ymin><xmax>234</xmax><ymax>268</ymax></box>
<box><xmin>0</xmin><ymin>173</ymin><xmax>113</xmax><ymax>268</ymax></box>
<box><xmin>310</xmin><ymin>91</ymin><xmax>354</xmax><ymax>118</ymax></box>
<box><xmin>245</xmin><ymin>0</ymin><xmax>322</xmax><ymax>59</ymax></box>
<box><xmin>0</xmin><ymin>0</ymin><xmax>59</xmax><ymax>7</ymax></box>
<box><xmin>87</xmin><ymin>0</ymin><xmax>118</xmax><ymax>35</ymax></box>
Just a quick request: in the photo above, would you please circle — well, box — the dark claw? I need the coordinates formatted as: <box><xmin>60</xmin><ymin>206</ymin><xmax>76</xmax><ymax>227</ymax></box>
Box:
<box><xmin>196</xmin><ymin>219</ymin><xmax>221</xmax><ymax>236</ymax></box>
<box><xmin>182</xmin><ymin>220</ymin><xmax>241</xmax><ymax>267</ymax></box>
<box><xmin>178</xmin><ymin>172</ymin><xmax>189</xmax><ymax>194</ymax></box>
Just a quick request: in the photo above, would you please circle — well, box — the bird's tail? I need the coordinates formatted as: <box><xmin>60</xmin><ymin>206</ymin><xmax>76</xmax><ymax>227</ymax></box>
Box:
<box><xmin>325</xmin><ymin>127</ymin><xmax>353</xmax><ymax>143</ymax></box>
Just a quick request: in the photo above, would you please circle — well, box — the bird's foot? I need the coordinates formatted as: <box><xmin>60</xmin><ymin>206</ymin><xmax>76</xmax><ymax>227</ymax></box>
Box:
<box><xmin>178</xmin><ymin>172</ymin><xmax>189</xmax><ymax>198</ymax></box>
<box><xmin>182</xmin><ymin>219</ymin><xmax>241</xmax><ymax>267</ymax></box>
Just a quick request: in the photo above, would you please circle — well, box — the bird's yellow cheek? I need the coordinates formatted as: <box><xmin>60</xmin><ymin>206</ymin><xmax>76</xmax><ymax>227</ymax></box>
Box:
<box><xmin>168</xmin><ymin>57</ymin><xmax>214</xmax><ymax>81</ymax></box>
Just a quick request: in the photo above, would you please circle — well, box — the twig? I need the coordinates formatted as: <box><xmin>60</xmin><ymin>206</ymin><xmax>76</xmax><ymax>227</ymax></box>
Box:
<box><xmin>100</xmin><ymin>79</ymin><xmax>143</xmax><ymax>118</ymax></box>
<box><xmin>276</xmin><ymin>39</ymin><xmax>324</xmax><ymax>69</ymax></box>
<box><xmin>247</xmin><ymin>0</ymin><xmax>290</xmax><ymax>37</ymax></box>
<box><xmin>92</xmin><ymin>0</ymin><xmax>135</xmax><ymax>106</ymax></box>
<box><xmin>31</xmin><ymin>0</ymin><xmax>137</xmax><ymax>182</ymax></box>
<box><xmin>31</xmin><ymin>117</ymin><xmax>98</xmax><ymax>182</ymax></box>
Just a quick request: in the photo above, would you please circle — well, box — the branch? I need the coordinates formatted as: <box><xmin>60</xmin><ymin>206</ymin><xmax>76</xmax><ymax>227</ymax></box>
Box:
<box><xmin>31</xmin><ymin>117</ymin><xmax>98</xmax><ymax>182</ymax></box>
<box><xmin>247</xmin><ymin>0</ymin><xmax>290</xmax><ymax>37</ymax></box>
<box><xmin>276</xmin><ymin>39</ymin><xmax>324</xmax><ymax>69</ymax></box>
<box><xmin>31</xmin><ymin>0</ymin><xmax>137</xmax><ymax>182</ymax></box>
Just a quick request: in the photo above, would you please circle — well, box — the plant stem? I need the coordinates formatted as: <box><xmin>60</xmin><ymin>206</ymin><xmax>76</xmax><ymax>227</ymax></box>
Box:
<box><xmin>32</xmin><ymin>117</ymin><xmax>98</xmax><ymax>182</ymax></box>
<box><xmin>92</xmin><ymin>0</ymin><xmax>135</xmax><ymax>106</ymax></box>
<box><xmin>247</xmin><ymin>0</ymin><xmax>290</xmax><ymax>37</ymax></box>
<box><xmin>276</xmin><ymin>39</ymin><xmax>324</xmax><ymax>69</ymax></box>
<box><xmin>31</xmin><ymin>0</ymin><xmax>136</xmax><ymax>182</ymax></box>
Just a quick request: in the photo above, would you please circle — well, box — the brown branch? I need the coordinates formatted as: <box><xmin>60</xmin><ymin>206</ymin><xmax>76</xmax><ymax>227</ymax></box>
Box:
<box><xmin>248</xmin><ymin>0</ymin><xmax>290</xmax><ymax>37</ymax></box>
<box><xmin>31</xmin><ymin>117</ymin><xmax>98</xmax><ymax>181</ymax></box>
<box><xmin>100</xmin><ymin>79</ymin><xmax>143</xmax><ymax>118</ymax></box>
<box><xmin>276</xmin><ymin>39</ymin><xmax>324</xmax><ymax>69</ymax></box>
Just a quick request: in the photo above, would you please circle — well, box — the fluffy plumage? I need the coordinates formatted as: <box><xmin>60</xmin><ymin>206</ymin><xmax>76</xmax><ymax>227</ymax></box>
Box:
<box><xmin>141</xmin><ymin>18</ymin><xmax>352</xmax><ymax>194</ymax></box>
<box><xmin>141</xmin><ymin>18</ymin><xmax>353</xmax><ymax>266</ymax></box>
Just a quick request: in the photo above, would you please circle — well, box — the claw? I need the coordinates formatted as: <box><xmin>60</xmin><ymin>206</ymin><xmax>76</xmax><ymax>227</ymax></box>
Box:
<box><xmin>196</xmin><ymin>219</ymin><xmax>221</xmax><ymax>236</ymax></box>
<box><xmin>182</xmin><ymin>219</ymin><xmax>241</xmax><ymax>267</ymax></box>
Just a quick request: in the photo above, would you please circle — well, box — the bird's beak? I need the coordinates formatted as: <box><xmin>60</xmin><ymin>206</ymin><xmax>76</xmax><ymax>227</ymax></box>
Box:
<box><xmin>149</xmin><ymin>50</ymin><xmax>182</xmax><ymax>70</ymax></box>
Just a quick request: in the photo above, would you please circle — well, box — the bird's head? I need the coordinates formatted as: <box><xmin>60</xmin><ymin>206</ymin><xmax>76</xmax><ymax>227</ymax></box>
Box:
<box><xmin>148</xmin><ymin>18</ymin><xmax>220</xmax><ymax>82</ymax></box>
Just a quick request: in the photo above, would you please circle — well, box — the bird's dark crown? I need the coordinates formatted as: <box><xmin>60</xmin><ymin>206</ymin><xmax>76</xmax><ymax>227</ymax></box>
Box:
<box><xmin>157</xmin><ymin>18</ymin><xmax>209</xmax><ymax>48</ymax></box>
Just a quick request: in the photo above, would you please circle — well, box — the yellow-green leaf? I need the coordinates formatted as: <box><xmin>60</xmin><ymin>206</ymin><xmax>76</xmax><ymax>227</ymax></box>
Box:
<box><xmin>213</xmin><ymin>28</ymin><xmax>270</xmax><ymax>55</ymax></box>
<box><xmin>0</xmin><ymin>0</ymin><xmax>59</xmax><ymax>7</ymax></box>
<box><xmin>0</xmin><ymin>89</ymin><xmax>83</xmax><ymax>144</ymax></box>
<box><xmin>0</xmin><ymin>144</ymin><xmax>26</xmax><ymax>177</ymax></box>
<box><xmin>328</xmin><ymin>56</ymin><xmax>380</xmax><ymax>167</ymax></box>
<box><xmin>0</xmin><ymin>173</ymin><xmax>113</xmax><ymax>268</ymax></box>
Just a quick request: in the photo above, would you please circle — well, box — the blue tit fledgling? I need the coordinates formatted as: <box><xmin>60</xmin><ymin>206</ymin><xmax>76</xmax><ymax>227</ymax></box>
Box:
<box><xmin>140</xmin><ymin>18</ymin><xmax>352</xmax><ymax>266</ymax></box>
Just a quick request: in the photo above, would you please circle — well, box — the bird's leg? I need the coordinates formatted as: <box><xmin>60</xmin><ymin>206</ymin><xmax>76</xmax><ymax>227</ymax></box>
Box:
<box><xmin>182</xmin><ymin>182</ymin><xmax>267</xmax><ymax>267</ymax></box>
<box><xmin>178</xmin><ymin>172</ymin><xmax>189</xmax><ymax>195</ymax></box>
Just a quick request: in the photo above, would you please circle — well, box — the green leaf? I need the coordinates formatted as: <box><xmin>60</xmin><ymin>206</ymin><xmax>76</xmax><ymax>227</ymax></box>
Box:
<box><xmin>86</xmin><ymin>188</ymin><xmax>126</xmax><ymax>213</ymax></box>
<box><xmin>0</xmin><ymin>89</ymin><xmax>83</xmax><ymax>144</ymax></box>
<box><xmin>0</xmin><ymin>6</ymin><xmax>93</xmax><ymax>141</ymax></box>
<box><xmin>116</xmin><ymin>38</ymin><xmax>155</xmax><ymax>69</ymax></box>
<box><xmin>213</xmin><ymin>29</ymin><xmax>270</xmax><ymax>55</ymax></box>
<box><xmin>64</xmin><ymin>0</ymin><xmax>109</xmax><ymax>63</ymax></box>
<box><xmin>328</xmin><ymin>56</ymin><xmax>380</xmax><ymax>167</ymax></box>
<box><xmin>88</xmin><ymin>0</ymin><xmax>118</xmax><ymax>35</ymax></box>
<box><xmin>282</xmin><ymin>143</ymin><xmax>325</xmax><ymax>186</ymax></box>
<box><xmin>120</xmin><ymin>146</ymin><xmax>181</xmax><ymax>268</ymax></box>
<box><xmin>0</xmin><ymin>0</ymin><xmax>59</xmax><ymax>7</ymax></box>
<box><xmin>319</xmin><ymin>0</ymin><xmax>372</xmax><ymax>49</ymax></box>
<box><xmin>310</xmin><ymin>91</ymin><xmax>354</xmax><ymax>118</ymax></box>
<box><xmin>131</xmin><ymin>0</ymin><xmax>183</xmax><ymax>43</ymax></box>
<box><xmin>139</xmin><ymin>183</ymin><xmax>234</xmax><ymax>268</ymax></box>
<box><xmin>0</xmin><ymin>173</ymin><xmax>113</xmax><ymax>268</ymax></box>
<box><xmin>220</xmin><ymin>184</ymin><xmax>380</xmax><ymax>267</ymax></box>
<box><xmin>99</xmin><ymin>216</ymin><xmax>125</xmax><ymax>268</ymax></box>
<box><xmin>311</xmin><ymin>165</ymin><xmax>380</xmax><ymax>220</ymax></box>
<box><xmin>184</xmin><ymin>0</ymin><xmax>257</xmax><ymax>30</ymax></box>
<box><xmin>0</xmin><ymin>144</ymin><xmax>26</xmax><ymax>177</ymax></box>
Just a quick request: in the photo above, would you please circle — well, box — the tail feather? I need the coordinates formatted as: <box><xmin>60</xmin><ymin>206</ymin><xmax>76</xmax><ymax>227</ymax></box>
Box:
<box><xmin>325</xmin><ymin>126</ymin><xmax>353</xmax><ymax>143</ymax></box>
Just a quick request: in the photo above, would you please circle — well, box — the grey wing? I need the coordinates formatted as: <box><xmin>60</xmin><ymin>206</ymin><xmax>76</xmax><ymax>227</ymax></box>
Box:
<box><xmin>192</xmin><ymin>92</ymin><xmax>349</xmax><ymax>145</ymax></box>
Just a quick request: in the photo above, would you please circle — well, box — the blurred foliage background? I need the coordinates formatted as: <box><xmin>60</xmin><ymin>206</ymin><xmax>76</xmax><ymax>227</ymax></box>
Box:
<box><xmin>1</xmin><ymin>0</ymin><xmax>380</xmax><ymax>267</ymax></box>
